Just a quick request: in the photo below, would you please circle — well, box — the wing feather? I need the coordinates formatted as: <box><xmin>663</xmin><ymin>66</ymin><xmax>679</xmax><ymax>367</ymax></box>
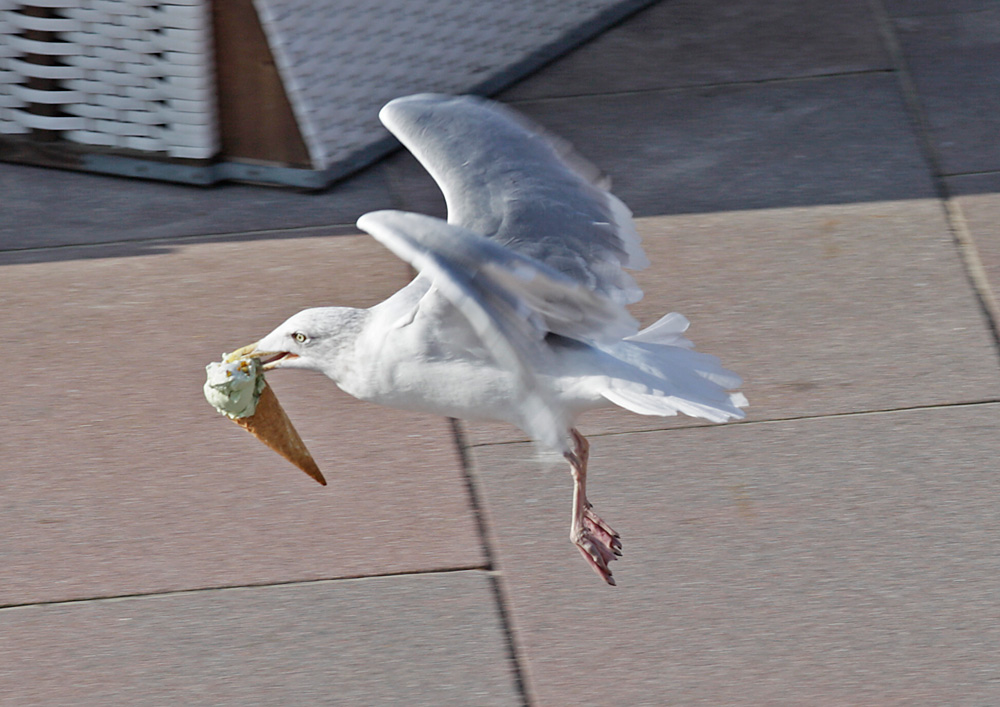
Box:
<box><xmin>359</xmin><ymin>210</ymin><xmax>637</xmax><ymax>344</ymax></box>
<box><xmin>358</xmin><ymin>210</ymin><xmax>591</xmax><ymax>449</ymax></box>
<box><xmin>379</xmin><ymin>93</ymin><xmax>648</xmax><ymax>306</ymax></box>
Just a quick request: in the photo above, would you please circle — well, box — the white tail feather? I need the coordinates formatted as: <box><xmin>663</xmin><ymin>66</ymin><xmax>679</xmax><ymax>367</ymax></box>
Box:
<box><xmin>626</xmin><ymin>312</ymin><xmax>694</xmax><ymax>348</ymax></box>
<box><xmin>602</xmin><ymin>387</ymin><xmax>742</xmax><ymax>423</ymax></box>
<box><xmin>596</xmin><ymin>331</ymin><xmax>747</xmax><ymax>423</ymax></box>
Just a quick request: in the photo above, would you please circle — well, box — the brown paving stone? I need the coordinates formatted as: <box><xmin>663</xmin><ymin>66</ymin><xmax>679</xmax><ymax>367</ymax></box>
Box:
<box><xmin>469</xmin><ymin>404</ymin><xmax>1000</xmax><ymax>705</ymax></box>
<box><xmin>0</xmin><ymin>235</ymin><xmax>484</xmax><ymax>606</ymax></box>
<box><xmin>502</xmin><ymin>0</ymin><xmax>889</xmax><ymax>100</ymax></box>
<box><xmin>465</xmin><ymin>201</ymin><xmax>1000</xmax><ymax>445</ymax></box>
<box><xmin>0</xmin><ymin>572</ymin><xmax>520</xmax><ymax>706</ymax></box>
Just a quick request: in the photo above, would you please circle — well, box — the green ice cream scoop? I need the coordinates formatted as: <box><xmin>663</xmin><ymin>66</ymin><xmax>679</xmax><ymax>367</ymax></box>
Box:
<box><xmin>203</xmin><ymin>356</ymin><xmax>267</xmax><ymax>419</ymax></box>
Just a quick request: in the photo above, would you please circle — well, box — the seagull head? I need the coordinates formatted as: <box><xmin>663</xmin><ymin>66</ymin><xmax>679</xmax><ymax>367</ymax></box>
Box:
<box><xmin>225</xmin><ymin>307</ymin><xmax>363</xmax><ymax>376</ymax></box>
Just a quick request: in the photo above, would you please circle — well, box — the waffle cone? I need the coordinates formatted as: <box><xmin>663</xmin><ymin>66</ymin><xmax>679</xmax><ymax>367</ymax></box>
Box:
<box><xmin>233</xmin><ymin>384</ymin><xmax>327</xmax><ymax>485</ymax></box>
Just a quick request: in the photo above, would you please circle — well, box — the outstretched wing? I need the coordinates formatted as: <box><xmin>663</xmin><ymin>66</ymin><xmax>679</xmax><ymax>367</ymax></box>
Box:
<box><xmin>358</xmin><ymin>210</ymin><xmax>637</xmax><ymax>346</ymax></box>
<box><xmin>379</xmin><ymin>93</ymin><xmax>649</xmax><ymax>308</ymax></box>
<box><xmin>357</xmin><ymin>210</ymin><xmax>639</xmax><ymax>450</ymax></box>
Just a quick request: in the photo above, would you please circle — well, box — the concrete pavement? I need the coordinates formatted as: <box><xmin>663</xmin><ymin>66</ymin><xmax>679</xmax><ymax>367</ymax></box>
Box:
<box><xmin>2</xmin><ymin>0</ymin><xmax>999</xmax><ymax>704</ymax></box>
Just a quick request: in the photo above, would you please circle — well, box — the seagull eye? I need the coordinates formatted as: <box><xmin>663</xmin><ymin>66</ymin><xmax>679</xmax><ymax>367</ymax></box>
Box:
<box><xmin>292</xmin><ymin>332</ymin><xmax>308</xmax><ymax>344</ymax></box>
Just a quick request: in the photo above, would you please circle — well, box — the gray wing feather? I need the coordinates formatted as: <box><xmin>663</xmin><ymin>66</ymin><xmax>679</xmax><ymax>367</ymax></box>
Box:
<box><xmin>358</xmin><ymin>210</ymin><xmax>638</xmax><ymax>345</ymax></box>
<box><xmin>358</xmin><ymin>210</ymin><xmax>589</xmax><ymax>449</ymax></box>
<box><xmin>379</xmin><ymin>93</ymin><xmax>649</xmax><ymax>306</ymax></box>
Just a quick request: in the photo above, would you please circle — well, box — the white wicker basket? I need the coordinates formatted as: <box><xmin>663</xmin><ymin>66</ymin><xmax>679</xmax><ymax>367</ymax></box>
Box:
<box><xmin>0</xmin><ymin>0</ymin><xmax>217</xmax><ymax>159</ymax></box>
<box><xmin>1</xmin><ymin>0</ymin><xmax>651</xmax><ymax>185</ymax></box>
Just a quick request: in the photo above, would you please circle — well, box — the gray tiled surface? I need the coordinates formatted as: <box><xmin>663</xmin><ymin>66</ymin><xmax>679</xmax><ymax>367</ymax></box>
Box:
<box><xmin>894</xmin><ymin>8</ymin><xmax>1000</xmax><ymax>175</ymax></box>
<box><xmin>3</xmin><ymin>0</ymin><xmax>1000</xmax><ymax>704</ymax></box>
<box><xmin>884</xmin><ymin>0</ymin><xmax>998</xmax><ymax>17</ymax></box>
<box><xmin>502</xmin><ymin>0</ymin><xmax>890</xmax><ymax>100</ymax></box>
<box><xmin>398</xmin><ymin>75</ymin><xmax>937</xmax><ymax>218</ymax></box>
<box><xmin>469</xmin><ymin>406</ymin><xmax>1000</xmax><ymax>705</ymax></box>
<box><xmin>0</xmin><ymin>160</ymin><xmax>390</xmax><ymax>251</ymax></box>
<box><xmin>0</xmin><ymin>573</ymin><xmax>520</xmax><ymax>706</ymax></box>
<box><xmin>518</xmin><ymin>75</ymin><xmax>936</xmax><ymax>215</ymax></box>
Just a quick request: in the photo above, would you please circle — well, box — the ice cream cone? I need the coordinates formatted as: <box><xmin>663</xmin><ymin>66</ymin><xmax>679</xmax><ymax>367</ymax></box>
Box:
<box><xmin>232</xmin><ymin>384</ymin><xmax>327</xmax><ymax>485</ymax></box>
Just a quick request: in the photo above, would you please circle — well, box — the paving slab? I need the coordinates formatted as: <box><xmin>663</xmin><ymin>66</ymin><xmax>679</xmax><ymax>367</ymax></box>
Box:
<box><xmin>0</xmin><ymin>160</ymin><xmax>392</xmax><ymax>251</ymax></box>
<box><xmin>0</xmin><ymin>235</ymin><xmax>484</xmax><ymax>606</ymax></box>
<box><xmin>884</xmin><ymin>0</ymin><xmax>997</xmax><ymax>17</ymax></box>
<box><xmin>469</xmin><ymin>404</ymin><xmax>1000</xmax><ymax>705</ymax></box>
<box><xmin>894</xmin><ymin>8</ymin><xmax>1000</xmax><ymax>176</ymax></box>
<box><xmin>950</xmin><ymin>172</ymin><xmax>1000</xmax><ymax>309</ymax></box>
<box><xmin>388</xmin><ymin>75</ymin><xmax>935</xmax><ymax>220</ymax></box>
<box><xmin>464</xmin><ymin>201</ymin><xmax>1000</xmax><ymax>445</ymax></box>
<box><xmin>521</xmin><ymin>75</ymin><xmax>935</xmax><ymax>215</ymax></box>
<box><xmin>501</xmin><ymin>0</ymin><xmax>889</xmax><ymax>100</ymax></box>
<box><xmin>0</xmin><ymin>572</ymin><xmax>520</xmax><ymax>706</ymax></box>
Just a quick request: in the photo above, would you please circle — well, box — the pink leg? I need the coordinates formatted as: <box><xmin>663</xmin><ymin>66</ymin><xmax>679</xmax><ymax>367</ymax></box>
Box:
<box><xmin>565</xmin><ymin>429</ymin><xmax>622</xmax><ymax>586</ymax></box>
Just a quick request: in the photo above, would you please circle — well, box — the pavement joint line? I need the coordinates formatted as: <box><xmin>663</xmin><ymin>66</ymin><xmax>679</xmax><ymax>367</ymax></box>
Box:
<box><xmin>942</xmin><ymin>168</ymin><xmax>1000</xmax><ymax>179</ymax></box>
<box><xmin>892</xmin><ymin>6</ymin><xmax>999</xmax><ymax>19</ymax></box>
<box><xmin>508</xmin><ymin>68</ymin><xmax>897</xmax><ymax>107</ymax></box>
<box><xmin>0</xmin><ymin>565</ymin><xmax>490</xmax><ymax>612</ymax></box>
<box><xmin>449</xmin><ymin>417</ymin><xmax>534</xmax><ymax>707</ymax></box>
<box><xmin>464</xmin><ymin>399</ymin><xmax>1000</xmax><ymax>449</ymax></box>
<box><xmin>869</xmin><ymin>0</ymin><xmax>1000</xmax><ymax>355</ymax></box>
<box><xmin>0</xmin><ymin>222</ymin><xmax>361</xmax><ymax>259</ymax></box>
<box><xmin>942</xmin><ymin>198</ymin><xmax>1000</xmax><ymax>352</ymax></box>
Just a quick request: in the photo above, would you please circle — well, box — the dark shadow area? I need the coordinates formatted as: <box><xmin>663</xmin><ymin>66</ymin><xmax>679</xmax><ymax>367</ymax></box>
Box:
<box><xmin>0</xmin><ymin>222</ymin><xmax>365</xmax><ymax>267</ymax></box>
<box><xmin>2</xmin><ymin>0</ymin><xmax>998</xmax><ymax>268</ymax></box>
<box><xmin>0</xmin><ymin>158</ymin><xmax>393</xmax><ymax>257</ymax></box>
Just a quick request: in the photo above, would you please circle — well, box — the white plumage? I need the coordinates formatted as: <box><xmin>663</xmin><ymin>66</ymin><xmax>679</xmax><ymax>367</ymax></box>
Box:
<box><xmin>242</xmin><ymin>94</ymin><xmax>746</xmax><ymax>585</ymax></box>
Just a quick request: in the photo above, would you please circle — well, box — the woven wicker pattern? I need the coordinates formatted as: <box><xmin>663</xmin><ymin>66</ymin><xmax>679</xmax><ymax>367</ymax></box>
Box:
<box><xmin>254</xmin><ymin>0</ymin><xmax>641</xmax><ymax>170</ymax></box>
<box><xmin>0</xmin><ymin>0</ymin><xmax>217</xmax><ymax>159</ymax></box>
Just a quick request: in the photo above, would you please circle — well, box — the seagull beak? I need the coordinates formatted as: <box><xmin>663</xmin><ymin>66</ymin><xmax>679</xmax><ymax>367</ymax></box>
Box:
<box><xmin>225</xmin><ymin>341</ymin><xmax>300</xmax><ymax>371</ymax></box>
<box><xmin>225</xmin><ymin>342</ymin><xmax>262</xmax><ymax>363</ymax></box>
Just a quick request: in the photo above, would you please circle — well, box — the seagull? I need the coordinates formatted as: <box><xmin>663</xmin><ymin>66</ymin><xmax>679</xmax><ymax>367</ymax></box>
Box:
<box><xmin>230</xmin><ymin>94</ymin><xmax>746</xmax><ymax>585</ymax></box>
